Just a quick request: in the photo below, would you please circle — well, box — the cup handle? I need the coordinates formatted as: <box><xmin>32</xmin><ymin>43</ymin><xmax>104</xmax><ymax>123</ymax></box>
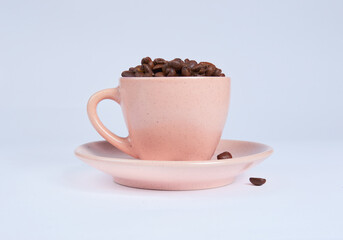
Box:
<box><xmin>87</xmin><ymin>88</ymin><xmax>137</xmax><ymax>158</ymax></box>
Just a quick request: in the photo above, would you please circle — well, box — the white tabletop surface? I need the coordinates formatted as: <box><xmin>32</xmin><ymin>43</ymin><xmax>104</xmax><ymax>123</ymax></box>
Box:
<box><xmin>1</xmin><ymin>138</ymin><xmax>342</xmax><ymax>240</ymax></box>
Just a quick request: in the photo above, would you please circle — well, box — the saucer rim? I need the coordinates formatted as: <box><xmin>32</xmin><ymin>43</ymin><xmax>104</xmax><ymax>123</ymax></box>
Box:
<box><xmin>74</xmin><ymin>139</ymin><xmax>273</xmax><ymax>166</ymax></box>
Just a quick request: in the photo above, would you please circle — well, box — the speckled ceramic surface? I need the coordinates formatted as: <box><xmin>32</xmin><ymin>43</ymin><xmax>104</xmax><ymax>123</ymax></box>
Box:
<box><xmin>74</xmin><ymin>139</ymin><xmax>273</xmax><ymax>190</ymax></box>
<box><xmin>87</xmin><ymin>77</ymin><xmax>230</xmax><ymax>160</ymax></box>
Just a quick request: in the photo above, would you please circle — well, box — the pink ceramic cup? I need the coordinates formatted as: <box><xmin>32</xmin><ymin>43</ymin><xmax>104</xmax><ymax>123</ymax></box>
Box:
<box><xmin>87</xmin><ymin>77</ymin><xmax>230</xmax><ymax>161</ymax></box>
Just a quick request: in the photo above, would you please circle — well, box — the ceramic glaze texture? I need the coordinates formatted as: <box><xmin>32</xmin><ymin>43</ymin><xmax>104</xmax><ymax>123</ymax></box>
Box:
<box><xmin>120</xmin><ymin>77</ymin><xmax>230</xmax><ymax>160</ymax></box>
<box><xmin>88</xmin><ymin>77</ymin><xmax>230</xmax><ymax>160</ymax></box>
<box><xmin>74</xmin><ymin>140</ymin><xmax>273</xmax><ymax>190</ymax></box>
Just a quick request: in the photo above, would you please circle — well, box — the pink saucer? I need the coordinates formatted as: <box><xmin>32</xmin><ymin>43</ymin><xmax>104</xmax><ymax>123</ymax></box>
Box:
<box><xmin>74</xmin><ymin>140</ymin><xmax>273</xmax><ymax>190</ymax></box>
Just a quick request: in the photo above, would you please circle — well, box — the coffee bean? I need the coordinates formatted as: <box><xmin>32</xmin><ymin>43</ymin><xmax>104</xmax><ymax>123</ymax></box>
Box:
<box><xmin>200</xmin><ymin>62</ymin><xmax>215</xmax><ymax>67</ymax></box>
<box><xmin>165</xmin><ymin>67</ymin><xmax>176</xmax><ymax>76</ymax></box>
<box><xmin>192</xmin><ymin>64</ymin><xmax>202</xmax><ymax>72</ymax></box>
<box><xmin>198</xmin><ymin>67</ymin><xmax>206</xmax><ymax>75</ymax></box>
<box><xmin>142</xmin><ymin>57</ymin><xmax>154</xmax><ymax>69</ymax></box>
<box><xmin>141</xmin><ymin>57</ymin><xmax>152</xmax><ymax>65</ymax></box>
<box><xmin>162</xmin><ymin>64</ymin><xmax>168</xmax><ymax>74</ymax></box>
<box><xmin>168</xmin><ymin>58</ymin><xmax>184</xmax><ymax>71</ymax></box>
<box><xmin>135</xmin><ymin>65</ymin><xmax>144</xmax><ymax>73</ymax></box>
<box><xmin>121</xmin><ymin>71</ymin><xmax>135</xmax><ymax>77</ymax></box>
<box><xmin>205</xmin><ymin>65</ymin><xmax>216</xmax><ymax>76</ymax></box>
<box><xmin>152</xmin><ymin>64</ymin><xmax>164</xmax><ymax>72</ymax></box>
<box><xmin>249</xmin><ymin>177</ymin><xmax>266</xmax><ymax>186</ymax></box>
<box><xmin>144</xmin><ymin>72</ymin><xmax>153</xmax><ymax>77</ymax></box>
<box><xmin>186</xmin><ymin>60</ymin><xmax>197</xmax><ymax>69</ymax></box>
<box><xmin>213</xmin><ymin>68</ymin><xmax>222</xmax><ymax>76</ymax></box>
<box><xmin>217</xmin><ymin>151</ymin><xmax>233</xmax><ymax>159</ymax></box>
<box><xmin>135</xmin><ymin>71</ymin><xmax>144</xmax><ymax>77</ymax></box>
<box><xmin>181</xmin><ymin>66</ymin><xmax>191</xmax><ymax>76</ymax></box>
<box><xmin>153</xmin><ymin>58</ymin><xmax>167</xmax><ymax>65</ymax></box>
<box><xmin>142</xmin><ymin>64</ymin><xmax>153</xmax><ymax>75</ymax></box>
<box><xmin>155</xmin><ymin>72</ymin><xmax>165</xmax><ymax>77</ymax></box>
<box><xmin>197</xmin><ymin>62</ymin><xmax>216</xmax><ymax>76</ymax></box>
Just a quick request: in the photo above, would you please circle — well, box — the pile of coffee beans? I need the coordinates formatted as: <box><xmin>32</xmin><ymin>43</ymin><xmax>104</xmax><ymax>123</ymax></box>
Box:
<box><xmin>121</xmin><ymin>57</ymin><xmax>226</xmax><ymax>77</ymax></box>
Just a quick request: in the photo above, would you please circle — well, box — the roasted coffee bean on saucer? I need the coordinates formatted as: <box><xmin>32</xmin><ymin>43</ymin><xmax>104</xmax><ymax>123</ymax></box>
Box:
<box><xmin>217</xmin><ymin>151</ymin><xmax>233</xmax><ymax>159</ymax></box>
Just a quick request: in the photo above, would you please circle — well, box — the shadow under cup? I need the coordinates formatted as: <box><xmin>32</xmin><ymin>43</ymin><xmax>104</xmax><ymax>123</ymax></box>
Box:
<box><xmin>87</xmin><ymin>77</ymin><xmax>230</xmax><ymax>161</ymax></box>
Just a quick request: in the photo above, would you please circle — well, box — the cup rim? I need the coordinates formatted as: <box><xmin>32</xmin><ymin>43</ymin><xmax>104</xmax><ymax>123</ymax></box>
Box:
<box><xmin>120</xmin><ymin>76</ymin><xmax>230</xmax><ymax>80</ymax></box>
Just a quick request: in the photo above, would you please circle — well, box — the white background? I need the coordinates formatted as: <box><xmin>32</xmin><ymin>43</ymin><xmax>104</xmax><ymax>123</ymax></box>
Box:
<box><xmin>0</xmin><ymin>0</ymin><xmax>342</xmax><ymax>239</ymax></box>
